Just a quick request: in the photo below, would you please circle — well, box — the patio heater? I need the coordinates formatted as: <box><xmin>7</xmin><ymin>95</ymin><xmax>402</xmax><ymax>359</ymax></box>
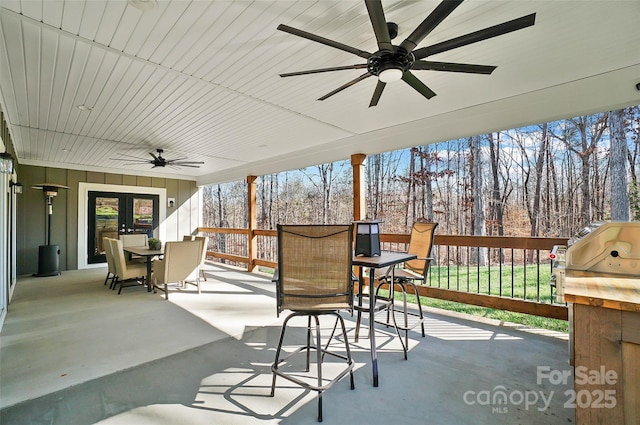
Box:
<box><xmin>33</xmin><ymin>183</ymin><xmax>69</xmax><ymax>277</ymax></box>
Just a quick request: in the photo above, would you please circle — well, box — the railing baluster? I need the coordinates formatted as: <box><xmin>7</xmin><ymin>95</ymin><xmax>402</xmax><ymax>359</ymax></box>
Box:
<box><xmin>511</xmin><ymin>248</ymin><xmax>515</xmax><ymax>298</ymax></box>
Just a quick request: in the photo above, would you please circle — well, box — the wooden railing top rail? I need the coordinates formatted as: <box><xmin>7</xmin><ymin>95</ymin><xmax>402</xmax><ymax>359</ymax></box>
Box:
<box><xmin>198</xmin><ymin>227</ymin><xmax>250</xmax><ymax>235</ymax></box>
<box><xmin>198</xmin><ymin>227</ymin><xmax>569</xmax><ymax>250</ymax></box>
<box><xmin>382</xmin><ymin>233</ymin><xmax>569</xmax><ymax>250</ymax></box>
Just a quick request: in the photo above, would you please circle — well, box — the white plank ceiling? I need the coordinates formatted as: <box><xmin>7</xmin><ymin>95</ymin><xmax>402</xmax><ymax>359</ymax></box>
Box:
<box><xmin>1</xmin><ymin>0</ymin><xmax>639</xmax><ymax>184</ymax></box>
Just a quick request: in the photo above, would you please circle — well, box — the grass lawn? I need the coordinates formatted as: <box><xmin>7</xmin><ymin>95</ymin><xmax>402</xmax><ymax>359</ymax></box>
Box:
<box><xmin>382</xmin><ymin>262</ymin><xmax>569</xmax><ymax>333</ymax></box>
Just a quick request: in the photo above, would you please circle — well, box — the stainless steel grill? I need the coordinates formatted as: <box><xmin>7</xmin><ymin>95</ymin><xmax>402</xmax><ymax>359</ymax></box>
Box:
<box><xmin>562</xmin><ymin>221</ymin><xmax>640</xmax><ymax>424</ymax></box>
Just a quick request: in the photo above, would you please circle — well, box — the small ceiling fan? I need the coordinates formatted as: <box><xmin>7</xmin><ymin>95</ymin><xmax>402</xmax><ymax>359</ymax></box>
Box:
<box><xmin>112</xmin><ymin>149</ymin><xmax>204</xmax><ymax>169</ymax></box>
<box><xmin>277</xmin><ymin>0</ymin><xmax>536</xmax><ymax>106</ymax></box>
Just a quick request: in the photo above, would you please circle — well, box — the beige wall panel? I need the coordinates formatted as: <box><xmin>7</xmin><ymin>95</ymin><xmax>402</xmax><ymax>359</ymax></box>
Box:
<box><xmin>189</xmin><ymin>182</ymin><xmax>199</xmax><ymax>234</ymax></box>
<box><xmin>123</xmin><ymin>175</ymin><xmax>137</xmax><ymax>186</ymax></box>
<box><xmin>45</xmin><ymin>168</ymin><xmax>69</xmax><ymax>270</ymax></box>
<box><xmin>137</xmin><ymin>176</ymin><xmax>152</xmax><ymax>187</ymax></box>
<box><xmin>17</xmin><ymin>165</ymin><xmax>46</xmax><ymax>274</ymax></box>
<box><xmin>164</xmin><ymin>179</ymin><xmax>179</xmax><ymax>241</ymax></box>
<box><xmin>86</xmin><ymin>172</ymin><xmax>105</xmax><ymax>184</ymax></box>
<box><xmin>105</xmin><ymin>173</ymin><xmax>123</xmax><ymax>186</ymax></box>
<box><xmin>66</xmin><ymin>170</ymin><xmax>85</xmax><ymax>269</ymax></box>
<box><xmin>152</xmin><ymin>177</ymin><xmax>165</xmax><ymax>188</ymax></box>
<box><xmin>178</xmin><ymin>180</ymin><xmax>195</xmax><ymax>236</ymax></box>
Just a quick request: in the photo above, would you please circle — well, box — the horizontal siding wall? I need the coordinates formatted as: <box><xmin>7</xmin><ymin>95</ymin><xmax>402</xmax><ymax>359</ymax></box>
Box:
<box><xmin>16</xmin><ymin>164</ymin><xmax>199</xmax><ymax>275</ymax></box>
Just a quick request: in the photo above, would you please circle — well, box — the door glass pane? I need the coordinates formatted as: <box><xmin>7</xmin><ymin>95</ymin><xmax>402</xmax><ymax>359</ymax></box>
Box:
<box><xmin>94</xmin><ymin>197</ymin><xmax>119</xmax><ymax>256</ymax></box>
<box><xmin>133</xmin><ymin>197</ymin><xmax>154</xmax><ymax>236</ymax></box>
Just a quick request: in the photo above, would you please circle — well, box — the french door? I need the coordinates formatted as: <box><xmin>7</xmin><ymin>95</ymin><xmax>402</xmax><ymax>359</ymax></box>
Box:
<box><xmin>87</xmin><ymin>192</ymin><xmax>159</xmax><ymax>264</ymax></box>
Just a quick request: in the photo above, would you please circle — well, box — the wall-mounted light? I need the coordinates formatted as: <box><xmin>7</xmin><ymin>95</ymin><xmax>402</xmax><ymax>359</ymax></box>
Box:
<box><xmin>10</xmin><ymin>181</ymin><xmax>23</xmax><ymax>194</ymax></box>
<box><xmin>0</xmin><ymin>152</ymin><xmax>14</xmax><ymax>175</ymax></box>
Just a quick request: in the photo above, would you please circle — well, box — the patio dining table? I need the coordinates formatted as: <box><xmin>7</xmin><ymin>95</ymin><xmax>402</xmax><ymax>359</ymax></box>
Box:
<box><xmin>122</xmin><ymin>245</ymin><xmax>163</xmax><ymax>292</ymax></box>
<box><xmin>352</xmin><ymin>251</ymin><xmax>417</xmax><ymax>387</ymax></box>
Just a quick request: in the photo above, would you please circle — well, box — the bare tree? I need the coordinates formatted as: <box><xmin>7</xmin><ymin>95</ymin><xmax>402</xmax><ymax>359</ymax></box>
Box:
<box><xmin>609</xmin><ymin>108</ymin><xmax>630</xmax><ymax>221</ymax></box>
<box><xmin>530</xmin><ymin>124</ymin><xmax>549</xmax><ymax>236</ymax></box>
<box><xmin>553</xmin><ymin>114</ymin><xmax>608</xmax><ymax>227</ymax></box>
<box><xmin>626</xmin><ymin>106</ymin><xmax>640</xmax><ymax>220</ymax></box>
<box><xmin>469</xmin><ymin>135</ymin><xmax>486</xmax><ymax>265</ymax></box>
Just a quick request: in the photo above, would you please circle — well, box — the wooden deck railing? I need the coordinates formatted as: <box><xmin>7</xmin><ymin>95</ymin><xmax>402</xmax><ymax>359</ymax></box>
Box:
<box><xmin>197</xmin><ymin>226</ymin><xmax>569</xmax><ymax>320</ymax></box>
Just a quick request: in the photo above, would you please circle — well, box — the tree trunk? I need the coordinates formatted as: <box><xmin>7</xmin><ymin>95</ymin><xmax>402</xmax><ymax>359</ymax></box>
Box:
<box><xmin>488</xmin><ymin>132</ymin><xmax>505</xmax><ymax>236</ymax></box>
<box><xmin>609</xmin><ymin>108</ymin><xmax>630</xmax><ymax>221</ymax></box>
<box><xmin>530</xmin><ymin>124</ymin><xmax>548</xmax><ymax>237</ymax></box>
<box><xmin>470</xmin><ymin>135</ymin><xmax>486</xmax><ymax>265</ymax></box>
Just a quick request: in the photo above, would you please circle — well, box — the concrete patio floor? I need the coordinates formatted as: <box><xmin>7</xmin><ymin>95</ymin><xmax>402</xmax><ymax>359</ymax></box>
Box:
<box><xmin>0</xmin><ymin>264</ymin><xmax>575</xmax><ymax>424</ymax></box>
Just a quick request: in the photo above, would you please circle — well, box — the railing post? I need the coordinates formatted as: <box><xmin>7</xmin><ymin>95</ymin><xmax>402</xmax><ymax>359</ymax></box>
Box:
<box><xmin>247</xmin><ymin>175</ymin><xmax>257</xmax><ymax>272</ymax></box>
<box><xmin>351</xmin><ymin>153</ymin><xmax>366</xmax><ymax>220</ymax></box>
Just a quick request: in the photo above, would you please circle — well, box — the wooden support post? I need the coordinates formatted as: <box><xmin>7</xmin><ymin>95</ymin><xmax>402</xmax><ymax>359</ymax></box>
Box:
<box><xmin>351</xmin><ymin>153</ymin><xmax>366</xmax><ymax>221</ymax></box>
<box><xmin>247</xmin><ymin>175</ymin><xmax>257</xmax><ymax>272</ymax></box>
<box><xmin>351</xmin><ymin>154</ymin><xmax>366</xmax><ymax>289</ymax></box>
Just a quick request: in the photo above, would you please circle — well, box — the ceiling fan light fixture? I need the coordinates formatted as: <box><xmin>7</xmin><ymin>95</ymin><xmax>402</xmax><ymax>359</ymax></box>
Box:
<box><xmin>378</xmin><ymin>66</ymin><xmax>404</xmax><ymax>83</ymax></box>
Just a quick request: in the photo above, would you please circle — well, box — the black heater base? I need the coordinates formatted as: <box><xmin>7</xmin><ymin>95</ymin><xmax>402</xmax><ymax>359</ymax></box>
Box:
<box><xmin>34</xmin><ymin>245</ymin><xmax>61</xmax><ymax>277</ymax></box>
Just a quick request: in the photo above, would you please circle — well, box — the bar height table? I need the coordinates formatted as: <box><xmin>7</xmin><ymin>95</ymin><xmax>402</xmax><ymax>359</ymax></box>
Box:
<box><xmin>352</xmin><ymin>251</ymin><xmax>417</xmax><ymax>387</ymax></box>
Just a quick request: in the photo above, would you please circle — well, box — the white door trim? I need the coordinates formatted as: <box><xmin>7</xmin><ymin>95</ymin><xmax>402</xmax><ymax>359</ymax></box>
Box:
<box><xmin>78</xmin><ymin>183</ymin><xmax>166</xmax><ymax>269</ymax></box>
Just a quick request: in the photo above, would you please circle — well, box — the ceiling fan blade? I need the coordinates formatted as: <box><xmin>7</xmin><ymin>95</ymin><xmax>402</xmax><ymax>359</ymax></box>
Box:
<box><xmin>277</xmin><ymin>24</ymin><xmax>371</xmax><ymax>59</ymax></box>
<box><xmin>280</xmin><ymin>64</ymin><xmax>368</xmax><ymax>77</ymax></box>
<box><xmin>170</xmin><ymin>161</ymin><xmax>205</xmax><ymax>165</ymax></box>
<box><xmin>413</xmin><ymin>13</ymin><xmax>536</xmax><ymax>59</ymax></box>
<box><xmin>172</xmin><ymin>164</ymin><xmax>202</xmax><ymax>168</ymax></box>
<box><xmin>365</xmin><ymin>0</ymin><xmax>393</xmax><ymax>51</ymax></box>
<box><xmin>112</xmin><ymin>153</ymin><xmax>149</xmax><ymax>160</ymax></box>
<box><xmin>402</xmin><ymin>71</ymin><xmax>436</xmax><ymax>99</ymax></box>
<box><xmin>412</xmin><ymin>60</ymin><xmax>496</xmax><ymax>74</ymax></box>
<box><xmin>369</xmin><ymin>80</ymin><xmax>386</xmax><ymax>107</ymax></box>
<box><xmin>149</xmin><ymin>151</ymin><xmax>159</xmax><ymax>161</ymax></box>
<box><xmin>399</xmin><ymin>0</ymin><xmax>464</xmax><ymax>53</ymax></box>
<box><xmin>318</xmin><ymin>72</ymin><xmax>372</xmax><ymax>101</ymax></box>
<box><xmin>113</xmin><ymin>160</ymin><xmax>152</xmax><ymax>165</ymax></box>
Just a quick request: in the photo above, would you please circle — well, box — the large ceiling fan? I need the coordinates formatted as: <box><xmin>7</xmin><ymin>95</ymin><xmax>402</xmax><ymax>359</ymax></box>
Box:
<box><xmin>277</xmin><ymin>0</ymin><xmax>536</xmax><ymax>107</ymax></box>
<box><xmin>112</xmin><ymin>149</ymin><xmax>204</xmax><ymax>169</ymax></box>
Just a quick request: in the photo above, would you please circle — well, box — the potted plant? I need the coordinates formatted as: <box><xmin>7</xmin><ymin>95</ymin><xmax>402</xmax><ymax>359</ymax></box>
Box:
<box><xmin>148</xmin><ymin>237</ymin><xmax>162</xmax><ymax>250</ymax></box>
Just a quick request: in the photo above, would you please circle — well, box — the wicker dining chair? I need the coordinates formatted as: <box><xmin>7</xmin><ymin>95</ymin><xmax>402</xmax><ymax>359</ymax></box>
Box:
<box><xmin>270</xmin><ymin>224</ymin><xmax>355</xmax><ymax>422</ymax></box>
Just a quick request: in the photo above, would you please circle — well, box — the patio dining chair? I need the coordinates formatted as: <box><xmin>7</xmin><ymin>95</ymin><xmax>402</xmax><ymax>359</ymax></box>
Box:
<box><xmin>270</xmin><ymin>224</ymin><xmax>355</xmax><ymax>422</ymax></box>
<box><xmin>183</xmin><ymin>235</ymin><xmax>209</xmax><ymax>281</ymax></box>
<box><xmin>120</xmin><ymin>233</ymin><xmax>148</xmax><ymax>262</ymax></box>
<box><xmin>102</xmin><ymin>237</ymin><xmax>117</xmax><ymax>287</ymax></box>
<box><xmin>109</xmin><ymin>238</ymin><xmax>147</xmax><ymax>294</ymax></box>
<box><xmin>373</xmin><ymin>221</ymin><xmax>438</xmax><ymax>352</ymax></box>
<box><xmin>153</xmin><ymin>240</ymin><xmax>203</xmax><ymax>300</ymax></box>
